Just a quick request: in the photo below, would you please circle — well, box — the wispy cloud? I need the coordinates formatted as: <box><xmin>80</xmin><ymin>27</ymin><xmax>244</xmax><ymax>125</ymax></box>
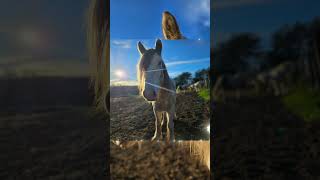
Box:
<box><xmin>185</xmin><ymin>0</ymin><xmax>210</xmax><ymax>27</ymax></box>
<box><xmin>165</xmin><ymin>57</ymin><xmax>210</xmax><ymax>67</ymax></box>
<box><xmin>112</xmin><ymin>40</ymin><xmax>132</xmax><ymax>49</ymax></box>
<box><xmin>214</xmin><ymin>0</ymin><xmax>273</xmax><ymax>9</ymax></box>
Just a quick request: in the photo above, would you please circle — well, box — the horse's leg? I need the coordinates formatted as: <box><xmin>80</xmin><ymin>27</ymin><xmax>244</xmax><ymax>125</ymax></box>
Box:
<box><xmin>166</xmin><ymin>112</ymin><xmax>175</xmax><ymax>142</ymax></box>
<box><xmin>160</xmin><ymin>112</ymin><xmax>165</xmax><ymax>139</ymax></box>
<box><xmin>151</xmin><ymin>109</ymin><xmax>163</xmax><ymax>141</ymax></box>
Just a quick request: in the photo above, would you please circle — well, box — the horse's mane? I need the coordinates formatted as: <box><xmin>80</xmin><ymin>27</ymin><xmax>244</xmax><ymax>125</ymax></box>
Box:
<box><xmin>137</xmin><ymin>50</ymin><xmax>155</xmax><ymax>94</ymax></box>
<box><xmin>87</xmin><ymin>0</ymin><xmax>109</xmax><ymax>112</ymax></box>
<box><xmin>136</xmin><ymin>59</ymin><xmax>144</xmax><ymax>95</ymax></box>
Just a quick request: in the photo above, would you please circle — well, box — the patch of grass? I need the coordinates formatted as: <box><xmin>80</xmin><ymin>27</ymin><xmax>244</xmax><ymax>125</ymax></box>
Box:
<box><xmin>198</xmin><ymin>88</ymin><xmax>210</xmax><ymax>102</ymax></box>
<box><xmin>282</xmin><ymin>86</ymin><xmax>320</xmax><ymax>122</ymax></box>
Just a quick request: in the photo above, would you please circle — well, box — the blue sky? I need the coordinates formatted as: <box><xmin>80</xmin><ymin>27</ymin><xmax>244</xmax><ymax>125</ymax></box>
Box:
<box><xmin>214</xmin><ymin>0</ymin><xmax>320</xmax><ymax>47</ymax></box>
<box><xmin>110</xmin><ymin>39</ymin><xmax>210</xmax><ymax>82</ymax></box>
<box><xmin>111</xmin><ymin>0</ymin><xmax>210</xmax><ymax>40</ymax></box>
<box><xmin>1</xmin><ymin>0</ymin><xmax>319</xmax><ymax>77</ymax></box>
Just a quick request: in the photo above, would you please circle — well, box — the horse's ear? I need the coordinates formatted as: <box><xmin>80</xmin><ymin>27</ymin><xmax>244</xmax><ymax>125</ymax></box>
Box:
<box><xmin>155</xmin><ymin>39</ymin><xmax>162</xmax><ymax>55</ymax></box>
<box><xmin>137</xmin><ymin>41</ymin><xmax>146</xmax><ymax>55</ymax></box>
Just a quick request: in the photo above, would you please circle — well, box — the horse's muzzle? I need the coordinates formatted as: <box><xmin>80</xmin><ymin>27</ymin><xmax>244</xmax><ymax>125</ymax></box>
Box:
<box><xmin>143</xmin><ymin>89</ymin><xmax>157</xmax><ymax>101</ymax></box>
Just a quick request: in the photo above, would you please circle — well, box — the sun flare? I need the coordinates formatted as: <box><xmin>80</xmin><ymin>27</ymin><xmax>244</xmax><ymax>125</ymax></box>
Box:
<box><xmin>114</xmin><ymin>69</ymin><xmax>126</xmax><ymax>78</ymax></box>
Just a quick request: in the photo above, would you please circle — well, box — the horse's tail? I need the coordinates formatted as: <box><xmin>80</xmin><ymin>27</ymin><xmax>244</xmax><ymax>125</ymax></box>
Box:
<box><xmin>86</xmin><ymin>0</ymin><xmax>109</xmax><ymax>112</ymax></box>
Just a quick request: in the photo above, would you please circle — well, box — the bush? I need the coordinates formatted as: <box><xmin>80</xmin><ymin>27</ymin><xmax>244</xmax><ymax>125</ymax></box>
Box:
<box><xmin>198</xmin><ymin>88</ymin><xmax>210</xmax><ymax>102</ymax></box>
<box><xmin>282</xmin><ymin>86</ymin><xmax>320</xmax><ymax>122</ymax></box>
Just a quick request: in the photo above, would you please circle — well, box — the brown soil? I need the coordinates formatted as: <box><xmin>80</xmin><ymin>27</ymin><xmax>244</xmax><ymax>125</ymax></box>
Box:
<box><xmin>0</xmin><ymin>107</ymin><xmax>107</xmax><ymax>179</ymax></box>
<box><xmin>110</xmin><ymin>141</ymin><xmax>210</xmax><ymax>179</ymax></box>
<box><xmin>214</xmin><ymin>97</ymin><xmax>320</xmax><ymax>179</ymax></box>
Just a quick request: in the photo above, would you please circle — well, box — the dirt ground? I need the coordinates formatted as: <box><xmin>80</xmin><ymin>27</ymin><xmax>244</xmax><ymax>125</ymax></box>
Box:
<box><xmin>0</xmin><ymin>107</ymin><xmax>108</xmax><ymax>180</ymax></box>
<box><xmin>213</xmin><ymin>97</ymin><xmax>320</xmax><ymax>179</ymax></box>
<box><xmin>110</xmin><ymin>86</ymin><xmax>210</xmax><ymax>140</ymax></box>
<box><xmin>110</xmin><ymin>141</ymin><xmax>210</xmax><ymax>179</ymax></box>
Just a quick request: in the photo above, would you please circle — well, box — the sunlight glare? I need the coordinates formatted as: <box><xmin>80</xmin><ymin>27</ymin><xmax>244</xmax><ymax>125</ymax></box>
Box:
<box><xmin>115</xmin><ymin>69</ymin><xmax>126</xmax><ymax>78</ymax></box>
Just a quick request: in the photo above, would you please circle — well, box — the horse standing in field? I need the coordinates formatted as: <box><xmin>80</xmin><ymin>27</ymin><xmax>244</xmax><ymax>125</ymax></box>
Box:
<box><xmin>137</xmin><ymin>39</ymin><xmax>176</xmax><ymax>141</ymax></box>
<box><xmin>87</xmin><ymin>8</ymin><xmax>184</xmax><ymax>114</ymax></box>
<box><xmin>86</xmin><ymin>2</ymin><xmax>209</xmax><ymax>173</ymax></box>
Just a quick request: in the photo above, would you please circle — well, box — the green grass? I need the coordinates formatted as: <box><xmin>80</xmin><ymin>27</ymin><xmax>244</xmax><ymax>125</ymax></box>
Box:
<box><xmin>198</xmin><ymin>88</ymin><xmax>210</xmax><ymax>102</ymax></box>
<box><xmin>282</xmin><ymin>86</ymin><xmax>320</xmax><ymax>122</ymax></box>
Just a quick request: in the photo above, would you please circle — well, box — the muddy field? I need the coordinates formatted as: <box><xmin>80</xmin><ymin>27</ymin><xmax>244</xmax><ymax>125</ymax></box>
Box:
<box><xmin>110</xmin><ymin>141</ymin><xmax>210</xmax><ymax>179</ymax></box>
<box><xmin>0</xmin><ymin>77</ymin><xmax>108</xmax><ymax>179</ymax></box>
<box><xmin>214</xmin><ymin>97</ymin><xmax>320</xmax><ymax>179</ymax></box>
<box><xmin>0</xmin><ymin>107</ymin><xmax>107</xmax><ymax>179</ymax></box>
<box><xmin>110</xmin><ymin>86</ymin><xmax>210</xmax><ymax>140</ymax></box>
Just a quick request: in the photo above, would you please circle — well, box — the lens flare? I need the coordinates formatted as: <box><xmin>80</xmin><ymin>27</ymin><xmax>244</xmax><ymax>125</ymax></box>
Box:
<box><xmin>115</xmin><ymin>69</ymin><xmax>126</xmax><ymax>78</ymax></box>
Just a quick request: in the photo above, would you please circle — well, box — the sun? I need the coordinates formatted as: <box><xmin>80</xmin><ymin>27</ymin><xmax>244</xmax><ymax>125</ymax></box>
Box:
<box><xmin>114</xmin><ymin>69</ymin><xmax>126</xmax><ymax>78</ymax></box>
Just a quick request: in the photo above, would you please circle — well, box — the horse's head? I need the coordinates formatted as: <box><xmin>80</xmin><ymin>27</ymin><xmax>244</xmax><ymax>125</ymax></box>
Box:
<box><xmin>137</xmin><ymin>39</ymin><xmax>165</xmax><ymax>101</ymax></box>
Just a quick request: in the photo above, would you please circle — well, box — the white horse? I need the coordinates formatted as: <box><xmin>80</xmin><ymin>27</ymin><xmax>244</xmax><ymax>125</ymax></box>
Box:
<box><xmin>137</xmin><ymin>39</ymin><xmax>176</xmax><ymax>142</ymax></box>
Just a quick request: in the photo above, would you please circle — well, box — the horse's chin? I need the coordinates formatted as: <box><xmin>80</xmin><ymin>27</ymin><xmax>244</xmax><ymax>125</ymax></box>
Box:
<box><xmin>143</xmin><ymin>93</ymin><xmax>157</xmax><ymax>101</ymax></box>
<box><xmin>143</xmin><ymin>96</ymin><xmax>157</xmax><ymax>102</ymax></box>
<box><xmin>142</xmin><ymin>90</ymin><xmax>157</xmax><ymax>101</ymax></box>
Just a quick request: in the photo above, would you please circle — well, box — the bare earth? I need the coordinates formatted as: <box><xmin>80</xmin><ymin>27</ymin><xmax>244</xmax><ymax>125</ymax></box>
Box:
<box><xmin>0</xmin><ymin>107</ymin><xmax>107</xmax><ymax>179</ymax></box>
<box><xmin>214</xmin><ymin>97</ymin><xmax>320</xmax><ymax>179</ymax></box>
<box><xmin>110</xmin><ymin>86</ymin><xmax>210</xmax><ymax>140</ymax></box>
<box><xmin>110</xmin><ymin>141</ymin><xmax>210</xmax><ymax>179</ymax></box>
<box><xmin>0</xmin><ymin>77</ymin><xmax>107</xmax><ymax>179</ymax></box>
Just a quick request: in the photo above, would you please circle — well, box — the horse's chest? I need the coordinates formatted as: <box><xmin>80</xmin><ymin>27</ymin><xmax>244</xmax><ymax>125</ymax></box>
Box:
<box><xmin>154</xmin><ymin>93</ymin><xmax>174</xmax><ymax>111</ymax></box>
<box><xmin>154</xmin><ymin>100</ymin><xmax>168</xmax><ymax>111</ymax></box>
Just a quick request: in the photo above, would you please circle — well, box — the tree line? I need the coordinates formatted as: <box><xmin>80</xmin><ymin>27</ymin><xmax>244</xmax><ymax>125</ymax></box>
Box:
<box><xmin>212</xmin><ymin>17</ymin><xmax>320</xmax><ymax>89</ymax></box>
<box><xmin>174</xmin><ymin>68</ymin><xmax>210</xmax><ymax>87</ymax></box>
